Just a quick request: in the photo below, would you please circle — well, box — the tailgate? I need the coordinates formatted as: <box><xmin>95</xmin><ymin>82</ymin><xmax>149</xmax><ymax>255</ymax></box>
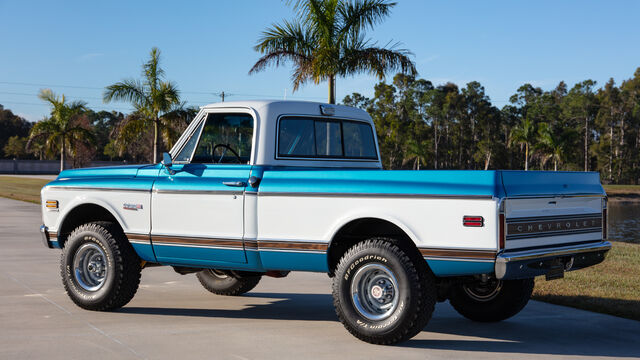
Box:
<box><xmin>500</xmin><ymin>171</ymin><xmax>606</xmax><ymax>251</ymax></box>
<box><xmin>504</xmin><ymin>196</ymin><xmax>604</xmax><ymax>250</ymax></box>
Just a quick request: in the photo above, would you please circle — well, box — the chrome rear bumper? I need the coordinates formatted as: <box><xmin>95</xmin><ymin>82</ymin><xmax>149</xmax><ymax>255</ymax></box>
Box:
<box><xmin>495</xmin><ymin>241</ymin><xmax>611</xmax><ymax>280</ymax></box>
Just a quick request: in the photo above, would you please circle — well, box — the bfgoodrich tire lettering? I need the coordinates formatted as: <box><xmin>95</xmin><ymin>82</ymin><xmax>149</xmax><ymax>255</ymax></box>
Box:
<box><xmin>332</xmin><ymin>238</ymin><xmax>436</xmax><ymax>345</ymax></box>
<box><xmin>196</xmin><ymin>269</ymin><xmax>261</xmax><ymax>296</ymax></box>
<box><xmin>61</xmin><ymin>222</ymin><xmax>141</xmax><ymax>311</ymax></box>
<box><xmin>449</xmin><ymin>278</ymin><xmax>534</xmax><ymax>322</ymax></box>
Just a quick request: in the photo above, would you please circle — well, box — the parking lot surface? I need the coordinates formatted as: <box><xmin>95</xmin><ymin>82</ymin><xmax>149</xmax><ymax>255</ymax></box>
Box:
<box><xmin>0</xmin><ymin>197</ymin><xmax>638</xmax><ymax>359</ymax></box>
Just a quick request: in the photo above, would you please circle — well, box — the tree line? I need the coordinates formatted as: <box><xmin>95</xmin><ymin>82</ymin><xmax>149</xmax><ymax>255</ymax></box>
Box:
<box><xmin>2</xmin><ymin>66</ymin><xmax>640</xmax><ymax>184</ymax></box>
<box><xmin>1</xmin><ymin>48</ymin><xmax>639</xmax><ymax>183</ymax></box>
<box><xmin>343</xmin><ymin>69</ymin><xmax>640</xmax><ymax>184</ymax></box>
<box><xmin>1</xmin><ymin>48</ymin><xmax>198</xmax><ymax>170</ymax></box>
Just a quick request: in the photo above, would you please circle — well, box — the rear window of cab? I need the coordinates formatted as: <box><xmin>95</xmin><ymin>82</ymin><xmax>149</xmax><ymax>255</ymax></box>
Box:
<box><xmin>277</xmin><ymin>117</ymin><xmax>378</xmax><ymax>160</ymax></box>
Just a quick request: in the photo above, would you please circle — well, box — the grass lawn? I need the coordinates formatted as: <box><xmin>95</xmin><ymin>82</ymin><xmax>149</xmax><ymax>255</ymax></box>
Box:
<box><xmin>1</xmin><ymin>176</ymin><xmax>638</xmax><ymax>320</ymax></box>
<box><xmin>604</xmin><ymin>184</ymin><xmax>640</xmax><ymax>196</ymax></box>
<box><xmin>533</xmin><ymin>241</ymin><xmax>640</xmax><ymax>321</ymax></box>
<box><xmin>0</xmin><ymin>176</ymin><xmax>50</xmax><ymax>204</ymax></box>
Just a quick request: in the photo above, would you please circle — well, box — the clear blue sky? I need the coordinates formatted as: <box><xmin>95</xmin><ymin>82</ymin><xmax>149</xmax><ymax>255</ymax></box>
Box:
<box><xmin>1</xmin><ymin>0</ymin><xmax>639</xmax><ymax>121</ymax></box>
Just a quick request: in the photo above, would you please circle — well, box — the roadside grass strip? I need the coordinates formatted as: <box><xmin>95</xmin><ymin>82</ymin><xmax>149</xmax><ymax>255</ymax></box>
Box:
<box><xmin>533</xmin><ymin>241</ymin><xmax>640</xmax><ymax>321</ymax></box>
<box><xmin>0</xmin><ymin>176</ymin><xmax>50</xmax><ymax>203</ymax></box>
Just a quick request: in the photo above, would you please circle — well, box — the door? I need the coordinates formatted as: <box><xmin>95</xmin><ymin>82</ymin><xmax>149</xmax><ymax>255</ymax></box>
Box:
<box><xmin>151</xmin><ymin>111</ymin><xmax>255</xmax><ymax>265</ymax></box>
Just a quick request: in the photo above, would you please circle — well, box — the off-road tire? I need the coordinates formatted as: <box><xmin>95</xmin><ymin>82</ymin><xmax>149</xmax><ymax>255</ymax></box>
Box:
<box><xmin>60</xmin><ymin>221</ymin><xmax>141</xmax><ymax>311</ymax></box>
<box><xmin>332</xmin><ymin>238</ymin><xmax>436</xmax><ymax>345</ymax></box>
<box><xmin>449</xmin><ymin>278</ymin><xmax>534</xmax><ymax>322</ymax></box>
<box><xmin>196</xmin><ymin>269</ymin><xmax>261</xmax><ymax>296</ymax></box>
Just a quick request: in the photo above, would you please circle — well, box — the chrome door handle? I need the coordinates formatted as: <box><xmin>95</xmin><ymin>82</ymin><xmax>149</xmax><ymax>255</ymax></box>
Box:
<box><xmin>222</xmin><ymin>181</ymin><xmax>246</xmax><ymax>187</ymax></box>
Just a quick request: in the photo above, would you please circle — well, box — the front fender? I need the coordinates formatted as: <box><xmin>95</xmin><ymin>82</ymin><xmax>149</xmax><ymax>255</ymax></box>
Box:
<box><xmin>55</xmin><ymin>195</ymin><xmax>130</xmax><ymax>233</ymax></box>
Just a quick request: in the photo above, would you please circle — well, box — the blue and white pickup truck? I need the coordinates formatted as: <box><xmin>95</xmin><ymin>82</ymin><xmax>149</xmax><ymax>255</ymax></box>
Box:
<box><xmin>40</xmin><ymin>100</ymin><xmax>611</xmax><ymax>344</ymax></box>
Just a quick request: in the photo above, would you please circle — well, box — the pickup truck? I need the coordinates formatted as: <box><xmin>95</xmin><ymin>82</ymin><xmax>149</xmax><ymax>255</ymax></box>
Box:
<box><xmin>40</xmin><ymin>100</ymin><xmax>611</xmax><ymax>344</ymax></box>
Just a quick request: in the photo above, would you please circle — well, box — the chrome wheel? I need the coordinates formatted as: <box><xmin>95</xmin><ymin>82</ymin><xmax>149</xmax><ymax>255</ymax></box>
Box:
<box><xmin>350</xmin><ymin>263</ymin><xmax>399</xmax><ymax>321</ymax></box>
<box><xmin>463</xmin><ymin>279</ymin><xmax>503</xmax><ymax>302</ymax></box>
<box><xmin>73</xmin><ymin>242</ymin><xmax>107</xmax><ymax>292</ymax></box>
<box><xmin>205</xmin><ymin>269</ymin><xmax>229</xmax><ymax>279</ymax></box>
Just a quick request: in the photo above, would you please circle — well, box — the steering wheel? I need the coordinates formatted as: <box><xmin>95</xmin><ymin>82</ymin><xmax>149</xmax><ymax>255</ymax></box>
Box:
<box><xmin>211</xmin><ymin>143</ymin><xmax>242</xmax><ymax>164</ymax></box>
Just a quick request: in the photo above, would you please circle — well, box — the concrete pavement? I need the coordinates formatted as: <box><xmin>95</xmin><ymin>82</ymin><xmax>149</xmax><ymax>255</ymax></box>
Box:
<box><xmin>0</xmin><ymin>197</ymin><xmax>638</xmax><ymax>359</ymax></box>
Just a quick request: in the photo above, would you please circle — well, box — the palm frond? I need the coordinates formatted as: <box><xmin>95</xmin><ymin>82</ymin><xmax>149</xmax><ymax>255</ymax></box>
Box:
<box><xmin>249</xmin><ymin>50</ymin><xmax>311</xmax><ymax>76</ymax></box>
<box><xmin>153</xmin><ymin>81</ymin><xmax>181</xmax><ymax>114</ymax></box>
<box><xmin>27</xmin><ymin>118</ymin><xmax>59</xmax><ymax>150</ymax></box>
<box><xmin>338</xmin><ymin>0</ymin><xmax>395</xmax><ymax>42</ymax></box>
<box><xmin>253</xmin><ymin>20</ymin><xmax>314</xmax><ymax>55</ymax></box>
<box><xmin>340</xmin><ymin>44</ymin><xmax>416</xmax><ymax>79</ymax></box>
<box><xmin>144</xmin><ymin>47</ymin><xmax>165</xmax><ymax>89</ymax></box>
<box><xmin>67</xmin><ymin>126</ymin><xmax>96</xmax><ymax>145</ymax></box>
<box><xmin>305</xmin><ymin>0</ymin><xmax>337</xmax><ymax>42</ymax></box>
<box><xmin>113</xmin><ymin>113</ymin><xmax>148</xmax><ymax>149</ymax></box>
<box><xmin>67</xmin><ymin>100</ymin><xmax>88</xmax><ymax>111</ymax></box>
<box><xmin>103</xmin><ymin>79</ymin><xmax>148</xmax><ymax>106</ymax></box>
<box><xmin>38</xmin><ymin>89</ymin><xmax>59</xmax><ymax>106</ymax></box>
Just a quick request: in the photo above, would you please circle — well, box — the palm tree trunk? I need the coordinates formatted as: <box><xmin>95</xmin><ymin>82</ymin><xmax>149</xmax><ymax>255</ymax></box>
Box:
<box><xmin>328</xmin><ymin>75</ymin><xmax>336</xmax><ymax>104</ymax></box>
<box><xmin>153</xmin><ymin>117</ymin><xmax>159</xmax><ymax>163</ymax></box>
<box><xmin>60</xmin><ymin>135</ymin><xmax>65</xmax><ymax>172</ymax></box>
<box><xmin>554</xmin><ymin>159</ymin><xmax>558</xmax><ymax>171</ymax></box>
<box><xmin>524</xmin><ymin>143</ymin><xmax>529</xmax><ymax>171</ymax></box>
<box><xmin>484</xmin><ymin>151</ymin><xmax>491</xmax><ymax>170</ymax></box>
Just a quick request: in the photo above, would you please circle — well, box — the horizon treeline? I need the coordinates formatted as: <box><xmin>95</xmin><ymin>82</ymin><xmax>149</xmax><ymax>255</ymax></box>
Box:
<box><xmin>1</xmin><ymin>67</ymin><xmax>640</xmax><ymax>184</ymax></box>
<box><xmin>344</xmin><ymin>68</ymin><xmax>640</xmax><ymax>184</ymax></box>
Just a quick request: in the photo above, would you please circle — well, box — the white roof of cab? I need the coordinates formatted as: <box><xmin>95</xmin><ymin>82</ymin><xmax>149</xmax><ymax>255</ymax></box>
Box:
<box><xmin>200</xmin><ymin>100</ymin><xmax>371</xmax><ymax>121</ymax></box>
<box><xmin>176</xmin><ymin>100</ymin><xmax>382</xmax><ymax>168</ymax></box>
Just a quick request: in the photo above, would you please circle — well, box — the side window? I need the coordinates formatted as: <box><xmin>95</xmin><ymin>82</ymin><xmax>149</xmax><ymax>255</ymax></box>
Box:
<box><xmin>278</xmin><ymin>118</ymin><xmax>315</xmax><ymax>156</ymax></box>
<box><xmin>315</xmin><ymin>120</ymin><xmax>342</xmax><ymax>157</ymax></box>
<box><xmin>178</xmin><ymin>113</ymin><xmax>254</xmax><ymax>164</ymax></box>
<box><xmin>343</xmin><ymin>121</ymin><xmax>377</xmax><ymax>159</ymax></box>
<box><xmin>277</xmin><ymin>117</ymin><xmax>377</xmax><ymax>160</ymax></box>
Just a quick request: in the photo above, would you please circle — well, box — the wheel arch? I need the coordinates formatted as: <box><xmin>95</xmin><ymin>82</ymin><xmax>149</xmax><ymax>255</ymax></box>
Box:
<box><xmin>57</xmin><ymin>201</ymin><xmax>126</xmax><ymax>248</ymax></box>
<box><xmin>326</xmin><ymin>216</ymin><xmax>425</xmax><ymax>276</ymax></box>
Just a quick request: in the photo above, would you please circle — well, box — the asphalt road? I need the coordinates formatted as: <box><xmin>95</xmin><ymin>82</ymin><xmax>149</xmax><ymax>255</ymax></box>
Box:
<box><xmin>0</xmin><ymin>197</ymin><xmax>639</xmax><ymax>360</ymax></box>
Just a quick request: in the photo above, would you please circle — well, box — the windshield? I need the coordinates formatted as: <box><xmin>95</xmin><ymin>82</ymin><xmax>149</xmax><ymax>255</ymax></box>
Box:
<box><xmin>175</xmin><ymin>112</ymin><xmax>254</xmax><ymax>164</ymax></box>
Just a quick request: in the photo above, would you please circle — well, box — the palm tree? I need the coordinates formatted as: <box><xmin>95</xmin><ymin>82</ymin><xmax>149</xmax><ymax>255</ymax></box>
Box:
<box><xmin>403</xmin><ymin>139</ymin><xmax>430</xmax><ymax>170</ymax></box>
<box><xmin>28</xmin><ymin>90</ymin><xmax>93</xmax><ymax>172</ymax></box>
<box><xmin>249</xmin><ymin>0</ymin><xmax>416</xmax><ymax>104</ymax></box>
<box><xmin>104</xmin><ymin>47</ymin><xmax>180</xmax><ymax>163</ymax></box>
<box><xmin>536</xmin><ymin>123</ymin><xmax>577</xmax><ymax>171</ymax></box>
<box><xmin>509</xmin><ymin>118</ymin><xmax>537</xmax><ymax>170</ymax></box>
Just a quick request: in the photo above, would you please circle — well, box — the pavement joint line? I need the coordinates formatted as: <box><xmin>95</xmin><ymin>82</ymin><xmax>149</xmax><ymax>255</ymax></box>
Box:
<box><xmin>5</xmin><ymin>273</ymin><xmax>147</xmax><ymax>360</ymax></box>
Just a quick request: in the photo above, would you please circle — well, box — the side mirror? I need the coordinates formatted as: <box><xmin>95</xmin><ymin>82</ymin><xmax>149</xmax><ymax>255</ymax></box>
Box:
<box><xmin>161</xmin><ymin>152</ymin><xmax>175</xmax><ymax>174</ymax></box>
<box><xmin>162</xmin><ymin>152</ymin><xmax>172</xmax><ymax>167</ymax></box>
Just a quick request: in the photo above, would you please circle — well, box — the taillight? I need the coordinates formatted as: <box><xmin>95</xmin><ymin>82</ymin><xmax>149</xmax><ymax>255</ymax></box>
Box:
<box><xmin>498</xmin><ymin>199</ymin><xmax>506</xmax><ymax>250</ymax></box>
<box><xmin>463</xmin><ymin>216</ymin><xmax>484</xmax><ymax>227</ymax></box>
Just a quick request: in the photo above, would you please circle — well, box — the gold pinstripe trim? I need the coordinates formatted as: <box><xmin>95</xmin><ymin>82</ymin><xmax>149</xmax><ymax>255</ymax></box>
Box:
<box><xmin>152</xmin><ymin>235</ymin><xmax>244</xmax><ymax>248</ymax></box>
